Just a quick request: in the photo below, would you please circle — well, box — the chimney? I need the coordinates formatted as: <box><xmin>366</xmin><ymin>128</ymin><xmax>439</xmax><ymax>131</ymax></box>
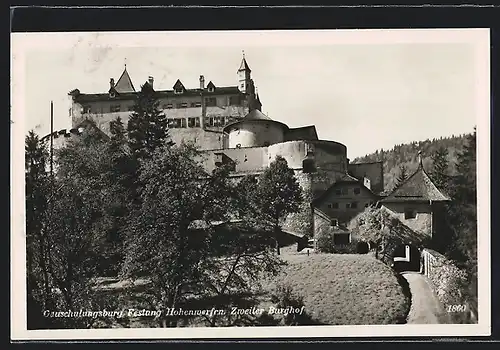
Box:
<box><xmin>199</xmin><ymin>75</ymin><xmax>205</xmax><ymax>89</ymax></box>
<box><xmin>110</xmin><ymin>78</ymin><xmax>115</xmax><ymax>88</ymax></box>
<box><xmin>418</xmin><ymin>150</ymin><xmax>423</xmax><ymax>168</ymax></box>
<box><xmin>148</xmin><ymin>76</ymin><xmax>154</xmax><ymax>88</ymax></box>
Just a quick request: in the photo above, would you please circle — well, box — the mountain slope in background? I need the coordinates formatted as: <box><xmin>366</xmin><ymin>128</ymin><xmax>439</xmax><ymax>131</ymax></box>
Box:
<box><xmin>352</xmin><ymin>133</ymin><xmax>472</xmax><ymax>193</ymax></box>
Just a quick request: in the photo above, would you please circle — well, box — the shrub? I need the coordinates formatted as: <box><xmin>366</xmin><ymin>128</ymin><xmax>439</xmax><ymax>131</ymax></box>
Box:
<box><xmin>331</xmin><ymin>243</ymin><xmax>358</xmax><ymax>254</ymax></box>
<box><xmin>316</xmin><ymin>230</ymin><xmax>358</xmax><ymax>254</ymax></box>
<box><xmin>270</xmin><ymin>284</ymin><xmax>320</xmax><ymax>325</ymax></box>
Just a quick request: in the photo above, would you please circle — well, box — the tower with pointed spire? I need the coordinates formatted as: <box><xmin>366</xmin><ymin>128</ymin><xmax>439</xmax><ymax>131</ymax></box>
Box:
<box><xmin>237</xmin><ymin>51</ymin><xmax>251</xmax><ymax>94</ymax></box>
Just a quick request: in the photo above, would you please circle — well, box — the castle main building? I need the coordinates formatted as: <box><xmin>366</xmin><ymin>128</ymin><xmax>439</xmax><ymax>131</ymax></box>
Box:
<box><xmin>60</xmin><ymin>53</ymin><xmax>385</xmax><ymax>240</ymax></box>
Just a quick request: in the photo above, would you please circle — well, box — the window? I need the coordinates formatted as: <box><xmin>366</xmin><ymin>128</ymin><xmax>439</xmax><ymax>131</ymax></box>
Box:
<box><xmin>335</xmin><ymin>189</ymin><xmax>342</xmax><ymax>196</ymax></box>
<box><xmin>205</xmin><ymin>97</ymin><xmax>217</xmax><ymax>107</ymax></box>
<box><xmin>240</xmin><ymin>83</ymin><xmax>245</xmax><ymax>89</ymax></box>
<box><xmin>109</xmin><ymin>91</ymin><xmax>116</xmax><ymax>98</ymax></box>
<box><xmin>68</xmin><ymin>108</ymin><xmax>72</xmax><ymax>116</ymax></box>
<box><xmin>302</xmin><ymin>158</ymin><xmax>316</xmax><ymax>173</ymax></box>
<box><xmin>188</xmin><ymin>117</ymin><xmax>200</xmax><ymax>128</ymax></box>
<box><xmin>174</xmin><ymin>87</ymin><xmax>183</xmax><ymax>94</ymax></box>
<box><xmin>208</xmin><ymin>86</ymin><xmax>215</xmax><ymax>92</ymax></box>
<box><xmin>332</xmin><ymin>202</ymin><xmax>339</xmax><ymax>209</ymax></box>
<box><xmin>330</xmin><ymin>219</ymin><xmax>339</xmax><ymax>227</ymax></box>
<box><xmin>354</xmin><ymin>188</ymin><xmax>361</xmax><ymax>195</ymax></box>
<box><xmin>82</xmin><ymin>105</ymin><xmax>91</xmax><ymax>114</ymax></box>
<box><xmin>190</xmin><ymin>102</ymin><xmax>196</xmax><ymax>108</ymax></box>
<box><xmin>404</xmin><ymin>209</ymin><xmax>417</xmax><ymax>219</ymax></box>
<box><xmin>165</xmin><ymin>104</ymin><xmax>173</xmax><ymax>109</ymax></box>
<box><xmin>180</xmin><ymin>118</ymin><xmax>187</xmax><ymax>128</ymax></box>
<box><xmin>351</xmin><ymin>202</ymin><xmax>358</xmax><ymax>209</ymax></box>
<box><xmin>110</xmin><ymin>104</ymin><xmax>121</xmax><ymax>112</ymax></box>
<box><xmin>204</xmin><ymin>117</ymin><xmax>213</xmax><ymax>127</ymax></box>
<box><xmin>213</xmin><ymin>116</ymin><xmax>225</xmax><ymax>127</ymax></box>
<box><xmin>229</xmin><ymin>96</ymin><xmax>240</xmax><ymax>105</ymax></box>
<box><xmin>181</xmin><ymin>102</ymin><xmax>188</xmax><ymax>108</ymax></box>
<box><xmin>333</xmin><ymin>233</ymin><xmax>350</xmax><ymax>245</ymax></box>
<box><xmin>341</xmin><ymin>188</ymin><xmax>348</xmax><ymax>195</ymax></box>
<box><xmin>195</xmin><ymin>102</ymin><xmax>202</xmax><ymax>108</ymax></box>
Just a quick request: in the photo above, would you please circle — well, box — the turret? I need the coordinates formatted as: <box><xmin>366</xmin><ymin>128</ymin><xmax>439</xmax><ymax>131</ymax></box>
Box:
<box><xmin>237</xmin><ymin>51</ymin><xmax>251</xmax><ymax>93</ymax></box>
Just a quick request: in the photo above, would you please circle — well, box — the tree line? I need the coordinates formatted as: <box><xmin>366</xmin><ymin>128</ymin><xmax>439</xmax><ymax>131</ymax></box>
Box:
<box><xmin>352</xmin><ymin>134</ymin><xmax>471</xmax><ymax>192</ymax></box>
<box><xmin>25</xmin><ymin>83</ymin><xmax>304</xmax><ymax>329</ymax></box>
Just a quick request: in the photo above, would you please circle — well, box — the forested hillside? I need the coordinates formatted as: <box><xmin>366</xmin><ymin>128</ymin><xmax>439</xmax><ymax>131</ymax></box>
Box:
<box><xmin>352</xmin><ymin>133</ymin><xmax>472</xmax><ymax>193</ymax></box>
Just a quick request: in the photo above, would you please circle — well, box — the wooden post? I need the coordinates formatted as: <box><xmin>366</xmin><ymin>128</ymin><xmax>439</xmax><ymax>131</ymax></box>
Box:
<box><xmin>50</xmin><ymin>101</ymin><xmax>54</xmax><ymax>176</ymax></box>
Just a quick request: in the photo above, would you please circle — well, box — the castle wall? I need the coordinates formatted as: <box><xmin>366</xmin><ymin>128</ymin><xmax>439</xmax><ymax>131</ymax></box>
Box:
<box><xmin>381</xmin><ymin>202</ymin><xmax>432</xmax><ymax>238</ymax></box>
<box><xmin>199</xmin><ymin>147</ymin><xmax>268</xmax><ymax>174</ymax></box>
<box><xmin>348</xmin><ymin>162</ymin><xmax>384</xmax><ymax>194</ymax></box>
<box><xmin>228</xmin><ymin>121</ymin><xmax>285</xmax><ymax>148</ymax></box>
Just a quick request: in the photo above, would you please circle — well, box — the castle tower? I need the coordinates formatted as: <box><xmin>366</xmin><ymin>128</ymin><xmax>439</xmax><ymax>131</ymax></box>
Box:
<box><xmin>237</xmin><ymin>51</ymin><xmax>251</xmax><ymax>93</ymax></box>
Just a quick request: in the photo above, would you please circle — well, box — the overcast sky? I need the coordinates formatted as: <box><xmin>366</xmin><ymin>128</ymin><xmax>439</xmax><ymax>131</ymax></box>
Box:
<box><xmin>13</xmin><ymin>29</ymin><xmax>487</xmax><ymax>159</ymax></box>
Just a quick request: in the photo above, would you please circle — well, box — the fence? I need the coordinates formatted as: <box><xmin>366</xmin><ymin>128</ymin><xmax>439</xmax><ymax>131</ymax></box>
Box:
<box><xmin>421</xmin><ymin>248</ymin><xmax>477</xmax><ymax>324</ymax></box>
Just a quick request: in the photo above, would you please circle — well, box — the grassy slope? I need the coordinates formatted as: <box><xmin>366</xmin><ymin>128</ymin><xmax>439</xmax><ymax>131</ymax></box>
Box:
<box><xmin>266</xmin><ymin>246</ymin><xmax>410</xmax><ymax>325</ymax></box>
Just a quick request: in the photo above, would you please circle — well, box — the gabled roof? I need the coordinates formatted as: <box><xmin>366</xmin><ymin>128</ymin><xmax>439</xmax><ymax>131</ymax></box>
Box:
<box><xmin>380</xmin><ymin>160</ymin><xmax>451</xmax><ymax>203</ymax></box>
<box><xmin>312</xmin><ymin>173</ymin><xmax>376</xmax><ymax>207</ymax></box>
<box><xmin>238</xmin><ymin>56</ymin><xmax>251</xmax><ymax>72</ymax></box>
<box><xmin>114</xmin><ymin>66</ymin><xmax>135</xmax><ymax>93</ymax></box>
<box><xmin>173</xmin><ymin>79</ymin><xmax>185</xmax><ymax>91</ymax></box>
<box><xmin>207</xmin><ymin>81</ymin><xmax>216</xmax><ymax>90</ymax></box>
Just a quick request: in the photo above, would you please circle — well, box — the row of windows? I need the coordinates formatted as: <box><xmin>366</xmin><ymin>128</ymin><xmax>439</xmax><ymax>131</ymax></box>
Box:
<box><xmin>327</xmin><ymin>202</ymin><xmax>361</xmax><ymax>209</ymax></box>
<box><xmin>166</xmin><ymin>116</ymin><xmax>240</xmax><ymax>129</ymax></box>
<box><xmin>335</xmin><ymin>187</ymin><xmax>361</xmax><ymax>196</ymax></box>
<box><xmin>327</xmin><ymin>201</ymin><xmax>375</xmax><ymax>210</ymax></box>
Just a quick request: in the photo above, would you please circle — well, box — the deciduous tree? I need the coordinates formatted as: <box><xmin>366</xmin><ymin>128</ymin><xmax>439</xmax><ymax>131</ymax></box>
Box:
<box><xmin>253</xmin><ymin>156</ymin><xmax>303</xmax><ymax>255</ymax></box>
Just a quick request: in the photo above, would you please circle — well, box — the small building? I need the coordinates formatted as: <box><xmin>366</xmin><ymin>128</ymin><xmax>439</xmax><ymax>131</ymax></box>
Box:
<box><xmin>379</xmin><ymin>153</ymin><xmax>451</xmax><ymax>241</ymax></box>
<box><xmin>311</xmin><ymin>173</ymin><xmax>380</xmax><ymax>244</ymax></box>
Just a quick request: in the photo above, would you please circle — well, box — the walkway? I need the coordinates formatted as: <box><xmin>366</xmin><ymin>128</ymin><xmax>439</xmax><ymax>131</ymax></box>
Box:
<box><xmin>401</xmin><ymin>272</ymin><xmax>451</xmax><ymax>324</ymax></box>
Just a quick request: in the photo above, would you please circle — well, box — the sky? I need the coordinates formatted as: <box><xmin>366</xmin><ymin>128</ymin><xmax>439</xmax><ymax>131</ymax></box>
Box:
<box><xmin>13</xmin><ymin>29</ymin><xmax>487</xmax><ymax>159</ymax></box>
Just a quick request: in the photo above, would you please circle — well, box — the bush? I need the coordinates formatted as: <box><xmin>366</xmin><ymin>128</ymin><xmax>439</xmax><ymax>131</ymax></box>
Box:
<box><xmin>316</xmin><ymin>230</ymin><xmax>358</xmax><ymax>254</ymax></box>
<box><xmin>331</xmin><ymin>243</ymin><xmax>358</xmax><ymax>254</ymax></box>
<box><xmin>270</xmin><ymin>284</ymin><xmax>320</xmax><ymax>325</ymax></box>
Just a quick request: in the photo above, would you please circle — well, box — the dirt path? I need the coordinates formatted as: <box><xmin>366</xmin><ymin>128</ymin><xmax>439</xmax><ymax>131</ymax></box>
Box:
<box><xmin>402</xmin><ymin>272</ymin><xmax>451</xmax><ymax>324</ymax></box>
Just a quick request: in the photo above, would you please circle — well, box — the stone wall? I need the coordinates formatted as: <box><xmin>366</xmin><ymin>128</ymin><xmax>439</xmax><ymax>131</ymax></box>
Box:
<box><xmin>381</xmin><ymin>202</ymin><xmax>432</xmax><ymax>238</ymax></box>
<box><xmin>421</xmin><ymin>249</ymin><xmax>476</xmax><ymax>323</ymax></box>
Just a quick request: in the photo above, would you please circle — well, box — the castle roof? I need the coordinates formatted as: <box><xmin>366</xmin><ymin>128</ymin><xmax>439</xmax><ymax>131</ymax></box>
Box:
<box><xmin>244</xmin><ymin>109</ymin><xmax>272</xmax><ymax>121</ymax></box>
<box><xmin>380</xmin><ymin>159</ymin><xmax>450</xmax><ymax>203</ymax></box>
<box><xmin>222</xmin><ymin>109</ymin><xmax>289</xmax><ymax>133</ymax></box>
<box><xmin>238</xmin><ymin>56</ymin><xmax>251</xmax><ymax>72</ymax></box>
<box><xmin>72</xmin><ymin>86</ymin><xmax>243</xmax><ymax>103</ymax></box>
<box><xmin>114</xmin><ymin>66</ymin><xmax>136</xmax><ymax>93</ymax></box>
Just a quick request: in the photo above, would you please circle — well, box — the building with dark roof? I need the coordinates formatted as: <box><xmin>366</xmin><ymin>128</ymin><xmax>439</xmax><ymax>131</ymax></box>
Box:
<box><xmin>380</xmin><ymin>152</ymin><xmax>451</xmax><ymax>239</ymax></box>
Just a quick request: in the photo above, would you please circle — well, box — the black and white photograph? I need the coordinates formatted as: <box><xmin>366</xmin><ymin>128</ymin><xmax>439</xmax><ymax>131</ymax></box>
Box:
<box><xmin>11</xmin><ymin>29</ymin><xmax>490</xmax><ymax>340</ymax></box>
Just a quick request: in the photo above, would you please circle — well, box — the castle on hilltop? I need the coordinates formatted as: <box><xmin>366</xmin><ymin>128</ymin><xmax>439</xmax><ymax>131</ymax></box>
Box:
<box><xmin>45</xmin><ymin>52</ymin><xmax>449</xmax><ymax>247</ymax></box>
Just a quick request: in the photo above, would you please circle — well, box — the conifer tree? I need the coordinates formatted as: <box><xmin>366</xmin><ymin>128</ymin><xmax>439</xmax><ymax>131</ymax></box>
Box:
<box><xmin>430</xmin><ymin>146</ymin><xmax>450</xmax><ymax>192</ymax></box>
<box><xmin>394</xmin><ymin>164</ymin><xmax>409</xmax><ymax>188</ymax></box>
<box><xmin>127</xmin><ymin>83</ymin><xmax>172</xmax><ymax>159</ymax></box>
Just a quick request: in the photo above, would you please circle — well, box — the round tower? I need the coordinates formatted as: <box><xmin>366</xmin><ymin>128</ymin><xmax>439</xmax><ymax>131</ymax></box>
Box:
<box><xmin>223</xmin><ymin>109</ymin><xmax>289</xmax><ymax>148</ymax></box>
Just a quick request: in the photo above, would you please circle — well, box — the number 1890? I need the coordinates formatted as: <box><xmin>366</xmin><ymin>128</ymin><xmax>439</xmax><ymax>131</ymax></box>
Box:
<box><xmin>447</xmin><ymin>304</ymin><xmax>467</xmax><ymax>312</ymax></box>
